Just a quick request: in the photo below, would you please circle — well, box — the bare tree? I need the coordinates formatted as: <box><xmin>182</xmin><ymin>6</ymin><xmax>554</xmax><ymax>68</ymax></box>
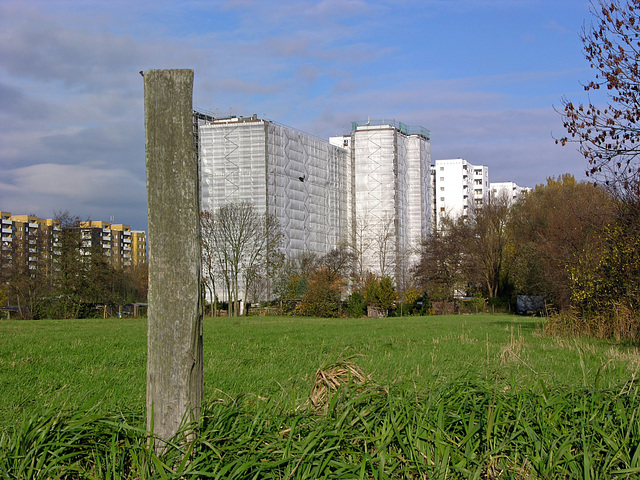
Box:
<box><xmin>202</xmin><ymin>202</ymin><xmax>281</xmax><ymax>316</ymax></box>
<box><xmin>464</xmin><ymin>193</ymin><xmax>513</xmax><ymax>299</ymax></box>
<box><xmin>373</xmin><ymin>214</ymin><xmax>395</xmax><ymax>278</ymax></box>
<box><xmin>200</xmin><ymin>211</ymin><xmax>218</xmax><ymax>316</ymax></box>
<box><xmin>352</xmin><ymin>212</ymin><xmax>373</xmax><ymax>285</ymax></box>
<box><xmin>558</xmin><ymin>0</ymin><xmax>640</xmax><ymax>197</ymax></box>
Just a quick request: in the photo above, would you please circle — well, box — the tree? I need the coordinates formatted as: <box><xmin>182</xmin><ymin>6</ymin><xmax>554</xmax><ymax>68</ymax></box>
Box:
<box><xmin>463</xmin><ymin>193</ymin><xmax>513</xmax><ymax>299</ymax></box>
<box><xmin>202</xmin><ymin>202</ymin><xmax>281</xmax><ymax>316</ymax></box>
<box><xmin>352</xmin><ymin>212</ymin><xmax>374</xmax><ymax>288</ymax></box>
<box><xmin>509</xmin><ymin>175</ymin><xmax>614</xmax><ymax>310</ymax></box>
<box><xmin>413</xmin><ymin>216</ymin><xmax>466</xmax><ymax>301</ymax></box>
<box><xmin>294</xmin><ymin>267</ymin><xmax>343</xmax><ymax>317</ymax></box>
<box><xmin>558</xmin><ymin>0</ymin><xmax>640</xmax><ymax>196</ymax></box>
<box><xmin>54</xmin><ymin>211</ymin><xmax>86</xmax><ymax>318</ymax></box>
<box><xmin>364</xmin><ymin>275</ymin><xmax>398</xmax><ymax>316</ymax></box>
<box><xmin>274</xmin><ymin>251</ymin><xmax>319</xmax><ymax>313</ymax></box>
<box><xmin>200</xmin><ymin>210</ymin><xmax>219</xmax><ymax>316</ymax></box>
<box><xmin>373</xmin><ymin>214</ymin><xmax>396</xmax><ymax>278</ymax></box>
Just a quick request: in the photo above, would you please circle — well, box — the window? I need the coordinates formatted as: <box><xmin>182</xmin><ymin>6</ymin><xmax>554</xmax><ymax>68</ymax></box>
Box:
<box><xmin>439</xmin><ymin>166</ymin><xmax>444</xmax><ymax>171</ymax></box>
<box><xmin>440</xmin><ymin>207</ymin><xmax>445</xmax><ymax>212</ymax></box>
<box><xmin>440</xmin><ymin>187</ymin><xmax>445</xmax><ymax>191</ymax></box>
<box><xmin>440</xmin><ymin>197</ymin><xmax>445</xmax><ymax>201</ymax></box>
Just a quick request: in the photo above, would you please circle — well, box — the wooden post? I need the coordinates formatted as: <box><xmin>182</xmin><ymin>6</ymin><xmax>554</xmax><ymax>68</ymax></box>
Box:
<box><xmin>144</xmin><ymin>69</ymin><xmax>203</xmax><ymax>446</ymax></box>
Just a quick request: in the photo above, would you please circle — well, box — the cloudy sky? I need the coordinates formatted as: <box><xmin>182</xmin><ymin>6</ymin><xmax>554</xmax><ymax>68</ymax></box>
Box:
<box><xmin>0</xmin><ymin>0</ymin><xmax>601</xmax><ymax>230</ymax></box>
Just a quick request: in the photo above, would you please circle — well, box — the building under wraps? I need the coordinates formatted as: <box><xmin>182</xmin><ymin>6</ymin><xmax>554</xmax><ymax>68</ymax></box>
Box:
<box><xmin>199</xmin><ymin>116</ymin><xmax>350</xmax><ymax>259</ymax></box>
<box><xmin>331</xmin><ymin>120</ymin><xmax>432</xmax><ymax>281</ymax></box>
<box><xmin>198</xmin><ymin>115</ymin><xmax>432</xmax><ymax>284</ymax></box>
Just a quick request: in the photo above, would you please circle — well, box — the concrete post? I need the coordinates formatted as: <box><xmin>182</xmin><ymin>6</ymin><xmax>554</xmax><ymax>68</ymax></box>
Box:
<box><xmin>144</xmin><ymin>69</ymin><xmax>203</xmax><ymax>445</ymax></box>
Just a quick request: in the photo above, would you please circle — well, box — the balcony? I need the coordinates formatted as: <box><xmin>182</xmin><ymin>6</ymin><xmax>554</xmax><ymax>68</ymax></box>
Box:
<box><xmin>102</xmin><ymin>243</ymin><xmax>110</xmax><ymax>249</ymax></box>
<box><xmin>28</xmin><ymin>222</ymin><xmax>38</xmax><ymax>228</ymax></box>
<box><xmin>123</xmin><ymin>245</ymin><xmax>131</xmax><ymax>251</ymax></box>
<box><xmin>103</xmin><ymin>235</ymin><xmax>112</xmax><ymax>241</ymax></box>
<box><xmin>1</xmin><ymin>228</ymin><xmax>11</xmax><ymax>234</ymax></box>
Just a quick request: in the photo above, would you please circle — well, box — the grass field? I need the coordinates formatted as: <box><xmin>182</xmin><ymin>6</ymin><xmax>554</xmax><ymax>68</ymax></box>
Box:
<box><xmin>2</xmin><ymin>314</ymin><xmax>640</xmax><ymax>478</ymax></box>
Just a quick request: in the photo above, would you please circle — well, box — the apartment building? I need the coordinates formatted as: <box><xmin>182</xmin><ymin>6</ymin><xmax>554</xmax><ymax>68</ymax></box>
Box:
<box><xmin>198</xmin><ymin>114</ymin><xmax>433</xmax><ymax>282</ymax></box>
<box><xmin>330</xmin><ymin>120</ymin><xmax>432</xmax><ymax>279</ymax></box>
<box><xmin>79</xmin><ymin>221</ymin><xmax>146</xmax><ymax>268</ymax></box>
<box><xmin>0</xmin><ymin>211</ymin><xmax>61</xmax><ymax>276</ymax></box>
<box><xmin>198</xmin><ymin>115</ymin><xmax>350</xmax><ymax>260</ymax></box>
<box><xmin>0</xmin><ymin>212</ymin><xmax>147</xmax><ymax>283</ymax></box>
<box><xmin>489</xmin><ymin>181</ymin><xmax>530</xmax><ymax>205</ymax></box>
<box><xmin>131</xmin><ymin>231</ymin><xmax>147</xmax><ymax>267</ymax></box>
<box><xmin>432</xmin><ymin>158</ymin><xmax>489</xmax><ymax>228</ymax></box>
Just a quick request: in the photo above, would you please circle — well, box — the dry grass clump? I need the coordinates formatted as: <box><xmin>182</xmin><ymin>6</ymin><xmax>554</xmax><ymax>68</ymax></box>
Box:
<box><xmin>306</xmin><ymin>352</ymin><xmax>371</xmax><ymax>412</ymax></box>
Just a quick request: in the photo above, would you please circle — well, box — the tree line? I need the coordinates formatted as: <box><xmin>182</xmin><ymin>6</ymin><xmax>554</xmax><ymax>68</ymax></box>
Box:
<box><xmin>201</xmin><ymin>173</ymin><xmax>638</xmax><ymax>326</ymax></box>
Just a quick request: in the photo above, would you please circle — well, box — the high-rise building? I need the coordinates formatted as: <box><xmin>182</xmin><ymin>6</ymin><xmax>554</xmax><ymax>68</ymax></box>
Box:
<box><xmin>331</xmin><ymin>120</ymin><xmax>432</xmax><ymax>280</ymax></box>
<box><xmin>131</xmin><ymin>231</ymin><xmax>147</xmax><ymax>267</ymax></box>
<box><xmin>432</xmin><ymin>158</ymin><xmax>489</xmax><ymax>227</ymax></box>
<box><xmin>79</xmin><ymin>221</ymin><xmax>143</xmax><ymax>268</ymax></box>
<box><xmin>198</xmin><ymin>115</ymin><xmax>350</xmax><ymax>259</ymax></box>
<box><xmin>198</xmin><ymin>115</ymin><xmax>432</xmax><ymax>282</ymax></box>
<box><xmin>0</xmin><ymin>211</ymin><xmax>61</xmax><ymax>276</ymax></box>
<box><xmin>489</xmin><ymin>182</ymin><xmax>530</xmax><ymax>205</ymax></box>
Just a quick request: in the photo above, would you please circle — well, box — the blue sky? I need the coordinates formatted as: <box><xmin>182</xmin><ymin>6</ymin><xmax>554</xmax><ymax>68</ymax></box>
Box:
<box><xmin>0</xmin><ymin>0</ymin><xmax>599</xmax><ymax>230</ymax></box>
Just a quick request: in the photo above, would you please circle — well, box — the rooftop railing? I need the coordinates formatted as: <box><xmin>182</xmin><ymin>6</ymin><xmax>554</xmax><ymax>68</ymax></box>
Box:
<box><xmin>351</xmin><ymin>119</ymin><xmax>430</xmax><ymax>140</ymax></box>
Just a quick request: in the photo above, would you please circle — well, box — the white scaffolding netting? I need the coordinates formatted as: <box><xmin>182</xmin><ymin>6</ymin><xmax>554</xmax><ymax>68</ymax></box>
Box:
<box><xmin>199</xmin><ymin>120</ymin><xmax>349</xmax><ymax>260</ymax></box>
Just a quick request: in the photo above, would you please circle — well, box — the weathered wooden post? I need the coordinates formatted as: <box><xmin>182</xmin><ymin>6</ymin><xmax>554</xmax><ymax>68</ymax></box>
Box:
<box><xmin>144</xmin><ymin>69</ymin><xmax>203</xmax><ymax>446</ymax></box>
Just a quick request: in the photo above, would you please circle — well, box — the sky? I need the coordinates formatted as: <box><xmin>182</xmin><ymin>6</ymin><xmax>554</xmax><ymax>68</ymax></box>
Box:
<box><xmin>0</xmin><ymin>0</ymin><xmax>602</xmax><ymax>231</ymax></box>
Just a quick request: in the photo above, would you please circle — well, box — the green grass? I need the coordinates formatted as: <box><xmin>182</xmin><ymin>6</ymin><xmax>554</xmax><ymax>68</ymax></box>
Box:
<box><xmin>2</xmin><ymin>314</ymin><xmax>640</xmax><ymax>478</ymax></box>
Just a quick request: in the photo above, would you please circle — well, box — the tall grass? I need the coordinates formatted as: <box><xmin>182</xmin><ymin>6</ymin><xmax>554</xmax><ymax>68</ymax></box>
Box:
<box><xmin>2</xmin><ymin>376</ymin><xmax>640</xmax><ymax>478</ymax></box>
<box><xmin>2</xmin><ymin>314</ymin><xmax>640</xmax><ymax>478</ymax></box>
<box><xmin>545</xmin><ymin>303</ymin><xmax>640</xmax><ymax>343</ymax></box>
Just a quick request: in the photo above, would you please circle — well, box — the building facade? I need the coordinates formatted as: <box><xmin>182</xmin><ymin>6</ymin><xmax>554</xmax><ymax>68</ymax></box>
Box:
<box><xmin>79</xmin><ymin>221</ymin><xmax>147</xmax><ymax>268</ymax></box>
<box><xmin>0</xmin><ymin>211</ymin><xmax>61</xmax><ymax>277</ymax></box>
<box><xmin>198</xmin><ymin>115</ymin><xmax>432</xmax><ymax>283</ymax></box>
<box><xmin>489</xmin><ymin>181</ymin><xmax>530</xmax><ymax>205</ymax></box>
<box><xmin>331</xmin><ymin>120</ymin><xmax>432</xmax><ymax>280</ymax></box>
<box><xmin>432</xmin><ymin>158</ymin><xmax>489</xmax><ymax>228</ymax></box>
<box><xmin>0</xmin><ymin>212</ymin><xmax>146</xmax><ymax>285</ymax></box>
<box><xmin>131</xmin><ymin>231</ymin><xmax>147</xmax><ymax>267</ymax></box>
<box><xmin>199</xmin><ymin>115</ymin><xmax>350</xmax><ymax>260</ymax></box>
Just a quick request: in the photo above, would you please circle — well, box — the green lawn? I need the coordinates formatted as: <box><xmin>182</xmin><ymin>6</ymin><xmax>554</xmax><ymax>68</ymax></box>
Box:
<box><xmin>1</xmin><ymin>313</ymin><xmax>638</xmax><ymax>428</ymax></box>
<box><xmin>2</xmin><ymin>314</ymin><xmax>640</xmax><ymax>478</ymax></box>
